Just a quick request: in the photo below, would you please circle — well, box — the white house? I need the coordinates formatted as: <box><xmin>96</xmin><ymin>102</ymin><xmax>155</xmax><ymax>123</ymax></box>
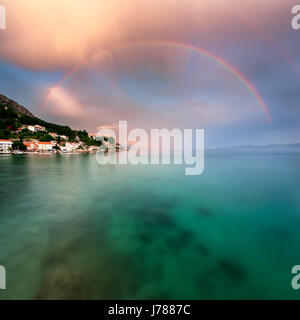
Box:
<box><xmin>0</xmin><ymin>140</ymin><xmax>13</xmax><ymax>153</ymax></box>
<box><xmin>37</xmin><ymin>142</ymin><xmax>53</xmax><ymax>151</ymax></box>
<box><xmin>20</xmin><ymin>125</ymin><xmax>46</xmax><ymax>132</ymax></box>
<box><xmin>27</xmin><ymin>125</ymin><xmax>37</xmax><ymax>132</ymax></box>
<box><xmin>49</xmin><ymin>132</ymin><xmax>58</xmax><ymax>138</ymax></box>
<box><xmin>34</xmin><ymin>125</ymin><xmax>46</xmax><ymax>132</ymax></box>
<box><xmin>65</xmin><ymin>142</ymin><xmax>80</xmax><ymax>152</ymax></box>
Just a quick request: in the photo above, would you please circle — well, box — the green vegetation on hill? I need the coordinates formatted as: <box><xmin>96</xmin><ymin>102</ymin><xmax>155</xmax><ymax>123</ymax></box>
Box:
<box><xmin>12</xmin><ymin>140</ymin><xmax>27</xmax><ymax>151</ymax></box>
<box><xmin>18</xmin><ymin>114</ymin><xmax>76</xmax><ymax>140</ymax></box>
<box><xmin>76</xmin><ymin>130</ymin><xmax>98</xmax><ymax>146</ymax></box>
<box><xmin>0</xmin><ymin>98</ymin><xmax>101</xmax><ymax>146</ymax></box>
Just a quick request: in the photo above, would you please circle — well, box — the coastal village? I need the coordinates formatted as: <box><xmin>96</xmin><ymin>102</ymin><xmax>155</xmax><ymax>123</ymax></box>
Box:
<box><xmin>0</xmin><ymin>128</ymin><xmax>115</xmax><ymax>155</ymax></box>
<box><xmin>0</xmin><ymin>94</ymin><xmax>119</xmax><ymax>155</ymax></box>
<box><xmin>0</xmin><ymin>124</ymin><xmax>116</xmax><ymax>154</ymax></box>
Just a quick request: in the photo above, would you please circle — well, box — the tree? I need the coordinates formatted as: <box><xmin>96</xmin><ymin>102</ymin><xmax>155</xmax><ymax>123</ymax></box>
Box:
<box><xmin>0</xmin><ymin>129</ymin><xmax>10</xmax><ymax>139</ymax></box>
<box><xmin>39</xmin><ymin>134</ymin><xmax>53</xmax><ymax>142</ymax></box>
<box><xmin>12</xmin><ymin>140</ymin><xmax>27</xmax><ymax>151</ymax></box>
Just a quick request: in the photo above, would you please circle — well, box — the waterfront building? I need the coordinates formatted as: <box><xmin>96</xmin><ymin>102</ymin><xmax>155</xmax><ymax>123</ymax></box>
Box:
<box><xmin>0</xmin><ymin>139</ymin><xmax>13</xmax><ymax>153</ymax></box>
<box><xmin>37</xmin><ymin>142</ymin><xmax>53</xmax><ymax>151</ymax></box>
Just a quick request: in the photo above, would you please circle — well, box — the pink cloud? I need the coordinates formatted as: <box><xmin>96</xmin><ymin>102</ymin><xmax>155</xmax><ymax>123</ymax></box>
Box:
<box><xmin>46</xmin><ymin>87</ymin><xmax>83</xmax><ymax>117</ymax></box>
<box><xmin>0</xmin><ymin>0</ymin><xmax>293</xmax><ymax>70</ymax></box>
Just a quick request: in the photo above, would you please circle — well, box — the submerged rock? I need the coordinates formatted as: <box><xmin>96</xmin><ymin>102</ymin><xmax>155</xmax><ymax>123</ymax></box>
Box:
<box><xmin>218</xmin><ymin>259</ymin><xmax>246</xmax><ymax>282</ymax></box>
<box><xmin>195</xmin><ymin>207</ymin><xmax>214</xmax><ymax>218</ymax></box>
<box><xmin>195</xmin><ymin>243</ymin><xmax>210</xmax><ymax>256</ymax></box>
<box><xmin>165</xmin><ymin>229</ymin><xmax>194</xmax><ymax>251</ymax></box>
<box><xmin>36</xmin><ymin>268</ymin><xmax>93</xmax><ymax>300</ymax></box>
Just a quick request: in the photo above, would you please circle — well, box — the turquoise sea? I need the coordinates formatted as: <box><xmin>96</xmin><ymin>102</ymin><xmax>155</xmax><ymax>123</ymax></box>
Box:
<box><xmin>0</xmin><ymin>153</ymin><xmax>300</xmax><ymax>299</ymax></box>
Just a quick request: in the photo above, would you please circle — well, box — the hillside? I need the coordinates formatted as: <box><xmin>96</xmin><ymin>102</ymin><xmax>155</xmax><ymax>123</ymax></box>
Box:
<box><xmin>0</xmin><ymin>93</ymin><xmax>99</xmax><ymax>146</ymax></box>
<box><xmin>0</xmin><ymin>94</ymin><xmax>34</xmax><ymax>118</ymax></box>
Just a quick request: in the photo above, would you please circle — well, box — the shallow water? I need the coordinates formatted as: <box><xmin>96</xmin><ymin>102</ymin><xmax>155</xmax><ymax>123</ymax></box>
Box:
<box><xmin>0</xmin><ymin>153</ymin><xmax>300</xmax><ymax>299</ymax></box>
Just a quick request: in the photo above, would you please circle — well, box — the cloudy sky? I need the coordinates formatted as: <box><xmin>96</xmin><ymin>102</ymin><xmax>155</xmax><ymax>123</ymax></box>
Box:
<box><xmin>0</xmin><ymin>0</ymin><xmax>299</xmax><ymax>147</ymax></box>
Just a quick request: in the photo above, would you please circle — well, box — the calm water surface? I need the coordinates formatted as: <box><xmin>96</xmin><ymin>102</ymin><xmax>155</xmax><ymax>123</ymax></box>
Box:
<box><xmin>0</xmin><ymin>153</ymin><xmax>300</xmax><ymax>299</ymax></box>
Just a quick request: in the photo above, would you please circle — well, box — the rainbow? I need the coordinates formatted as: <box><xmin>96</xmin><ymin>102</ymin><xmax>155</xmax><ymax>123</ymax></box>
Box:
<box><xmin>41</xmin><ymin>40</ymin><xmax>272</xmax><ymax>122</ymax></box>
